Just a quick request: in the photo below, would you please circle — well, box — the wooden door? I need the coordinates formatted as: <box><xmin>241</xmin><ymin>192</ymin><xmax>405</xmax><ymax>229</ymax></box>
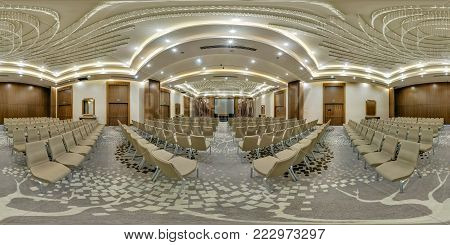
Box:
<box><xmin>274</xmin><ymin>90</ymin><xmax>286</xmax><ymax>118</ymax></box>
<box><xmin>107</xmin><ymin>82</ymin><xmax>129</xmax><ymax>126</ymax></box>
<box><xmin>324</xmin><ymin>104</ymin><xmax>344</xmax><ymax>125</ymax></box>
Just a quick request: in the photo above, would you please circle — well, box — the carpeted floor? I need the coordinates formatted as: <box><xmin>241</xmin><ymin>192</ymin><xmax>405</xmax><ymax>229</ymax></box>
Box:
<box><xmin>0</xmin><ymin>124</ymin><xmax>449</xmax><ymax>224</ymax></box>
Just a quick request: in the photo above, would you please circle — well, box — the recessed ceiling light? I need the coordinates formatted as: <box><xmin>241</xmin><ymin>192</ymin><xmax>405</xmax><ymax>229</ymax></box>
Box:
<box><xmin>251</xmin><ymin>59</ymin><xmax>256</xmax><ymax>64</ymax></box>
<box><xmin>203</xmin><ymin>78</ymin><xmax>206</xmax><ymax>80</ymax></box>
<box><xmin>331</xmin><ymin>75</ymin><xmax>334</xmax><ymax>78</ymax></box>
<box><xmin>245</xmin><ymin>78</ymin><xmax>248</xmax><ymax>81</ymax></box>
<box><xmin>146</xmin><ymin>64</ymin><xmax>151</xmax><ymax>68</ymax></box>
<box><xmin>227</xmin><ymin>39</ymin><xmax>234</xmax><ymax>44</ymax></box>
<box><xmin>156</xmin><ymin>28</ymin><xmax>163</xmax><ymax>32</ymax></box>
<box><xmin>232</xmin><ymin>18</ymin><xmax>241</xmax><ymax>22</ymax></box>
<box><xmin>160</xmin><ymin>71</ymin><xmax>164</xmax><ymax>74</ymax></box>
<box><xmin>171</xmin><ymin>48</ymin><xmax>178</xmax><ymax>53</ymax></box>
<box><xmin>225</xmin><ymin>77</ymin><xmax>228</xmax><ymax>80</ymax></box>
<box><xmin>277</xmin><ymin>51</ymin><xmax>283</xmax><ymax>56</ymax></box>
<box><xmin>229</xmin><ymin>29</ymin><xmax>236</xmax><ymax>34</ymax></box>
<box><xmin>309</xmin><ymin>77</ymin><xmax>313</xmax><ymax>80</ymax></box>
<box><xmin>195</xmin><ymin>58</ymin><xmax>202</xmax><ymax>64</ymax></box>
<box><xmin>134</xmin><ymin>75</ymin><xmax>139</xmax><ymax>79</ymax></box>
<box><xmin>140</xmin><ymin>57</ymin><xmax>144</xmax><ymax>60</ymax></box>
<box><xmin>245</xmin><ymin>67</ymin><xmax>249</xmax><ymax>71</ymax></box>
<box><xmin>202</xmin><ymin>67</ymin><xmax>206</xmax><ymax>70</ymax></box>
<box><xmin>353</xmin><ymin>76</ymin><xmax>356</xmax><ymax>80</ymax></box>
<box><xmin>304</xmin><ymin>59</ymin><xmax>309</xmax><ymax>63</ymax></box>
<box><xmin>276</xmin><ymin>76</ymin><xmax>280</xmax><ymax>79</ymax></box>
<box><xmin>285</xmin><ymin>73</ymin><xmax>289</xmax><ymax>76</ymax></box>
<box><xmin>87</xmin><ymin>75</ymin><xmax>91</xmax><ymax>78</ymax></box>
<box><xmin>299</xmin><ymin>67</ymin><xmax>304</xmax><ymax>70</ymax></box>
<box><xmin>134</xmin><ymin>46</ymin><xmax>138</xmax><ymax>50</ymax></box>
<box><xmin>283</xmin><ymin>42</ymin><xmax>289</xmax><ymax>46</ymax></box>
<box><xmin>170</xmin><ymin>75</ymin><xmax>173</xmax><ymax>78</ymax></box>
<box><xmin>19</xmin><ymin>74</ymin><xmax>23</xmax><ymax>77</ymax></box>
<box><xmin>165</xmin><ymin>39</ymin><xmax>171</xmax><ymax>43</ymax></box>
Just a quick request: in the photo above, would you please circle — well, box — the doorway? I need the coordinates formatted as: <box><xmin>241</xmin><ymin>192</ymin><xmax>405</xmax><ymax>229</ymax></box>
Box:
<box><xmin>107</xmin><ymin>82</ymin><xmax>129</xmax><ymax>126</ymax></box>
<box><xmin>323</xmin><ymin>83</ymin><xmax>345</xmax><ymax>125</ymax></box>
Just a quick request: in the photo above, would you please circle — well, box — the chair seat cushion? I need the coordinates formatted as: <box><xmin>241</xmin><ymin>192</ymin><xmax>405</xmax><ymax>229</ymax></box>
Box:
<box><xmin>353</xmin><ymin>139</ymin><xmax>370</xmax><ymax>146</ymax></box>
<box><xmin>69</xmin><ymin>145</ymin><xmax>91</xmax><ymax>155</ymax></box>
<box><xmin>364</xmin><ymin>152</ymin><xmax>392</xmax><ymax>167</ymax></box>
<box><xmin>152</xmin><ymin>149</ymin><xmax>174</xmax><ymax>161</ymax></box>
<box><xmin>55</xmin><ymin>153</ymin><xmax>84</xmax><ymax>167</ymax></box>
<box><xmin>170</xmin><ymin>157</ymin><xmax>197</xmax><ymax>176</ymax></box>
<box><xmin>356</xmin><ymin>145</ymin><xmax>378</xmax><ymax>155</ymax></box>
<box><xmin>31</xmin><ymin>161</ymin><xmax>71</xmax><ymax>183</ymax></box>
<box><xmin>375</xmin><ymin>161</ymin><xmax>415</xmax><ymax>182</ymax></box>
<box><xmin>419</xmin><ymin>143</ymin><xmax>432</xmax><ymax>152</ymax></box>
<box><xmin>14</xmin><ymin>144</ymin><xmax>26</xmax><ymax>153</ymax></box>
<box><xmin>253</xmin><ymin>156</ymin><xmax>278</xmax><ymax>176</ymax></box>
<box><xmin>275</xmin><ymin>149</ymin><xmax>295</xmax><ymax>161</ymax></box>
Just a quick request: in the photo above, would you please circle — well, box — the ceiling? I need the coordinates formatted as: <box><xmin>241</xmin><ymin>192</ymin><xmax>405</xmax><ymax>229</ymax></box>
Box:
<box><xmin>0</xmin><ymin>0</ymin><xmax>449</xmax><ymax>95</ymax></box>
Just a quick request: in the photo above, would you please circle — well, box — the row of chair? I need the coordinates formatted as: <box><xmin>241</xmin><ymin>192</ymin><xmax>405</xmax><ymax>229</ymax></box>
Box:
<box><xmin>251</xmin><ymin>121</ymin><xmax>330</xmax><ymax>192</ymax></box>
<box><xmin>119</xmin><ymin>122</ymin><xmax>198</xmax><ymax>195</ymax></box>
<box><xmin>344</xmin><ymin>121</ymin><xmax>423</xmax><ymax>192</ymax></box>
<box><xmin>24</xmin><ymin>121</ymin><xmax>103</xmax><ymax>191</ymax></box>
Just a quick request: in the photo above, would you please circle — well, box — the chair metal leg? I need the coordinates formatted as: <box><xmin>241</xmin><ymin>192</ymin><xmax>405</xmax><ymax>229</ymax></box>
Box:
<box><xmin>250</xmin><ymin>167</ymin><xmax>254</xmax><ymax>178</ymax></box>
<box><xmin>263</xmin><ymin>178</ymin><xmax>274</xmax><ymax>193</ymax></box>
<box><xmin>288</xmin><ymin>166</ymin><xmax>298</xmax><ymax>182</ymax></box>
<box><xmin>414</xmin><ymin>169</ymin><xmax>422</xmax><ymax>178</ymax></box>
<box><xmin>399</xmin><ymin>178</ymin><xmax>409</xmax><ymax>193</ymax></box>
<box><xmin>151</xmin><ymin>168</ymin><xmax>160</xmax><ymax>182</ymax></box>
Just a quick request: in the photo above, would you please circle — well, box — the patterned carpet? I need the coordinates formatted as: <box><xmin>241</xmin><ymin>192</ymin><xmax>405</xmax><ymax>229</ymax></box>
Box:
<box><xmin>0</xmin><ymin>124</ymin><xmax>449</xmax><ymax>224</ymax></box>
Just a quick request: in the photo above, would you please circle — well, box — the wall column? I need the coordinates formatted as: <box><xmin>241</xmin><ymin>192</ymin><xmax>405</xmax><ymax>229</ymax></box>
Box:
<box><xmin>388</xmin><ymin>88</ymin><xmax>395</xmax><ymax>118</ymax></box>
<box><xmin>50</xmin><ymin>86</ymin><xmax>57</xmax><ymax>118</ymax></box>
<box><xmin>288</xmin><ymin>80</ymin><xmax>304</xmax><ymax>120</ymax></box>
<box><xmin>144</xmin><ymin>79</ymin><xmax>160</xmax><ymax>120</ymax></box>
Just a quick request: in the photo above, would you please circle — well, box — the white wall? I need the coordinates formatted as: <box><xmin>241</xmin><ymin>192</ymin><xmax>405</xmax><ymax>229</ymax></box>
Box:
<box><xmin>346</xmin><ymin>82</ymin><xmax>389</xmax><ymax>123</ymax></box>
<box><xmin>72</xmin><ymin>80</ymin><xmax>107</xmax><ymax>124</ymax></box>
<box><xmin>303</xmin><ymin>82</ymin><xmax>323</xmax><ymax>123</ymax></box>
<box><xmin>170</xmin><ymin>90</ymin><xmax>184</xmax><ymax>118</ymax></box>
<box><xmin>72</xmin><ymin>80</ymin><xmax>144</xmax><ymax>124</ymax></box>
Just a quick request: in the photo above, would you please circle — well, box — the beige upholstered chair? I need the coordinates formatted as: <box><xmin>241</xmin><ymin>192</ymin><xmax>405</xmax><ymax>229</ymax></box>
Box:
<box><xmin>39</xmin><ymin>127</ymin><xmax>50</xmax><ymax>141</ymax></box>
<box><xmin>257</xmin><ymin>132</ymin><xmax>274</xmax><ymax>157</ymax></box>
<box><xmin>202</xmin><ymin>126</ymin><xmax>214</xmax><ymax>141</ymax></box>
<box><xmin>12</xmin><ymin>129</ymin><xmax>26</xmax><ymax>157</ymax></box>
<box><xmin>363</xmin><ymin>135</ymin><xmax>398</xmax><ymax>169</ymax></box>
<box><xmin>25</xmin><ymin>141</ymin><xmax>71</xmax><ymax>189</ymax></box>
<box><xmin>190</xmin><ymin>135</ymin><xmax>211</xmax><ymax>157</ymax></box>
<box><xmin>62</xmin><ymin>132</ymin><xmax>92</xmax><ymax>156</ymax></box>
<box><xmin>151</xmin><ymin>149</ymin><xmax>198</xmax><ymax>194</ymax></box>
<box><xmin>251</xmin><ymin>147</ymin><xmax>299</xmax><ymax>192</ymax></box>
<box><xmin>375</xmin><ymin>140</ymin><xmax>421</xmax><ymax>192</ymax></box>
<box><xmin>234</xmin><ymin>126</ymin><xmax>245</xmax><ymax>142</ymax></box>
<box><xmin>246</xmin><ymin>126</ymin><xmax>257</xmax><ymax>136</ymax></box>
<box><xmin>356</xmin><ymin>131</ymin><xmax>384</xmax><ymax>159</ymax></box>
<box><xmin>73</xmin><ymin>129</ymin><xmax>96</xmax><ymax>147</ymax></box>
<box><xmin>419</xmin><ymin>128</ymin><xmax>433</xmax><ymax>155</ymax></box>
<box><xmin>191</xmin><ymin>126</ymin><xmax>202</xmax><ymax>136</ymax></box>
<box><xmin>27</xmin><ymin>128</ymin><xmax>40</xmax><ymax>143</ymax></box>
<box><xmin>406</xmin><ymin>128</ymin><xmax>419</xmax><ymax>143</ymax></box>
<box><xmin>353</xmin><ymin>128</ymin><xmax>374</xmax><ymax>147</ymax></box>
<box><xmin>238</xmin><ymin>135</ymin><xmax>259</xmax><ymax>162</ymax></box>
<box><xmin>49</xmin><ymin>126</ymin><xmax>59</xmax><ymax>137</ymax></box>
<box><xmin>175</xmin><ymin>133</ymin><xmax>192</xmax><ymax>157</ymax></box>
<box><xmin>48</xmin><ymin>136</ymin><xmax>84</xmax><ymax>168</ymax></box>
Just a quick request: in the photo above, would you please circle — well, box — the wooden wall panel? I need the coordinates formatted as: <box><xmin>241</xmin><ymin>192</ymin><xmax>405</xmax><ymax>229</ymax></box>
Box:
<box><xmin>0</xmin><ymin>83</ymin><xmax>50</xmax><ymax>124</ymax></box>
<box><xmin>160</xmin><ymin>89</ymin><xmax>170</xmax><ymax>119</ymax></box>
<box><xmin>389</xmin><ymin>88</ymin><xmax>395</xmax><ymax>118</ymax></box>
<box><xmin>144</xmin><ymin>79</ymin><xmax>160</xmax><ymax>119</ymax></box>
<box><xmin>183</xmin><ymin>96</ymin><xmax>190</xmax><ymax>117</ymax></box>
<box><xmin>57</xmin><ymin>86</ymin><xmax>72</xmax><ymax>120</ymax></box>
<box><xmin>287</xmin><ymin>81</ymin><xmax>304</xmax><ymax>120</ymax></box>
<box><xmin>107</xmin><ymin>82</ymin><xmax>129</xmax><ymax>126</ymax></box>
<box><xmin>395</xmin><ymin>82</ymin><xmax>449</xmax><ymax>123</ymax></box>
<box><xmin>50</xmin><ymin>87</ymin><xmax>57</xmax><ymax>118</ymax></box>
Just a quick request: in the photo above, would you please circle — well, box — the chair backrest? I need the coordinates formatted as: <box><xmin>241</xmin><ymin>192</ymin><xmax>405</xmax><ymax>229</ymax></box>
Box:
<box><xmin>48</xmin><ymin>135</ymin><xmax>68</xmax><ymax>159</ymax></box>
<box><xmin>259</xmin><ymin>132</ymin><xmax>273</xmax><ymax>148</ymax></box>
<box><xmin>192</xmin><ymin>126</ymin><xmax>202</xmax><ymax>136</ymax></box>
<box><xmin>365</xmin><ymin>129</ymin><xmax>375</xmax><ymax>142</ymax></box>
<box><xmin>190</xmin><ymin>135</ymin><xmax>208</xmax><ymax>151</ymax></box>
<box><xmin>407</xmin><ymin>128</ymin><xmax>419</xmax><ymax>142</ymax></box>
<box><xmin>13</xmin><ymin>129</ymin><xmax>26</xmax><ymax>145</ymax></box>
<box><xmin>62</xmin><ymin>132</ymin><xmax>76</xmax><ymax>149</ymax></box>
<box><xmin>27</xmin><ymin>128</ymin><xmax>40</xmax><ymax>143</ymax></box>
<box><xmin>267</xmin><ymin>148</ymin><xmax>299</xmax><ymax>177</ymax></box>
<box><xmin>397</xmin><ymin>140</ymin><xmax>419</xmax><ymax>168</ymax></box>
<box><xmin>370</xmin><ymin>132</ymin><xmax>384</xmax><ymax>150</ymax></box>
<box><xmin>72</xmin><ymin>129</ymin><xmax>84</xmax><ymax>145</ymax></box>
<box><xmin>49</xmin><ymin>126</ymin><xmax>59</xmax><ymax>137</ymax></box>
<box><xmin>39</xmin><ymin>127</ymin><xmax>50</xmax><ymax>140</ymax></box>
<box><xmin>202</xmin><ymin>127</ymin><xmax>214</xmax><ymax>137</ymax></box>
<box><xmin>420</xmin><ymin>128</ymin><xmax>433</xmax><ymax>145</ymax></box>
<box><xmin>246</xmin><ymin>126</ymin><xmax>257</xmax><ymax>136</ymax></box>
<box><xmin>380</xmin><ymin>135</ymin><xmax>398</xmax><ymax>159</ymax></box>
<box><xmin>25</xmin><ymin>141</ymin><xmax>50</xmax><ymax>168</ymax></box>
<box><xmin>242</xmin><ymin>135</ymin><xmax>259</xmax><ymax>151</ymax></box>
<box><xmin>176</xmin><ymin>133</ymin><xmax>191</xmax><ymax>148</ymax></box>
<box><xmin>235</xmin><ymin>127</ymin><xmax>245</xmax><ymax>139</ymax></box>
<box><xmin>397</xmin><ymin>127</ymin><xmax>407</xmax><ymax>140</ymax></box>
